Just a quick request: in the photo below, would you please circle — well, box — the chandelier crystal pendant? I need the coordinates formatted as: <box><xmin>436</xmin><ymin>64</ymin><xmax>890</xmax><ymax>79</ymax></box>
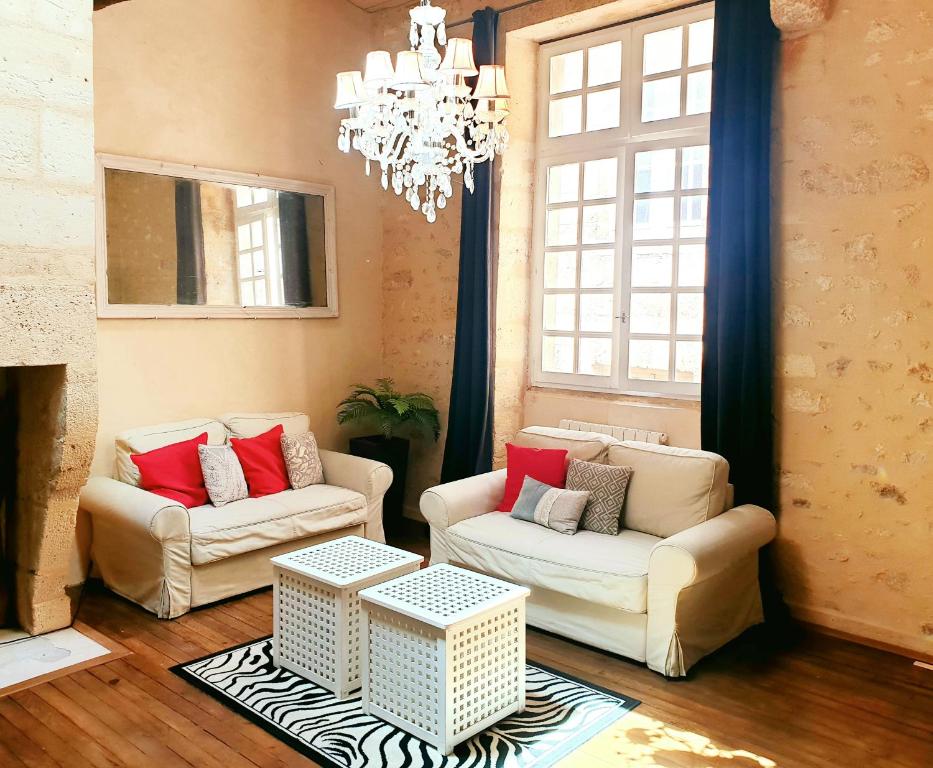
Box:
<box><xmin>334</xmin><ymin>0</ymin><xmax>510</xmax><ymax>223</ymax></box>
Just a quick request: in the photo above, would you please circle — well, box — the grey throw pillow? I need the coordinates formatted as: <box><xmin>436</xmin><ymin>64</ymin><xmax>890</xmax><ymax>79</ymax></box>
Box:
<box><xmin>510</xmin><ymin>476</ymin><xmax>589</xmax><ymax>535</ymax></box>
<box><xmin>566</xmin><ymin>459</ymin><xmax>633</xmax><ymax>535</ymax></box>
<box><xmin>198</xmin><ymin>444</ymin><xmax>248</xmax><ymax>507</ymax></box>
<box><xmin>280</xmin><ymin>431</ymin><xmax>324</xmax><ymax>489</ymax></box>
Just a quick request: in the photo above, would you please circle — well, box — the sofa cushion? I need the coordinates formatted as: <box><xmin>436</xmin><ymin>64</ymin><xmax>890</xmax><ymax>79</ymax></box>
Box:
<box><xmin>220</xmin><ymin>412</ymin><xmax>310</xmax><ymax>439</ymax></box>
<box><xmin>513</xmin><ymin>426</ymin><xmax>618</xmax><ymax>463</ymax></box>
<box><xmin>498</xmin><ymin>443</ymin><xmax>568</xmax><ymax>512</ymax></box>
<box><xmin>607</xmin><ymin>442</ymin><xmax>730</xmax><ymax>538</ymax></box>
<box><xmin>444</xmin><ymin>512</ymin><xmax>659</xmax><ymax>613</ymax></box>
<box><xmin>188</xmin><ymin>485</ymin><xmax>367</xmax><ymax>565</ymax></box>
<box><xmin>115</xmin><ymin>418</ymin><xmax>226</xmax><ymax>486</ymax></box>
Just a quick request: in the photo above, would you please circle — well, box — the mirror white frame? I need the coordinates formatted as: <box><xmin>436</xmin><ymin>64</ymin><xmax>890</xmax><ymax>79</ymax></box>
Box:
<box><xmin>95</xmin><ymin>154</ymin><xmax>339</xmax><ymax>319</ymax></box>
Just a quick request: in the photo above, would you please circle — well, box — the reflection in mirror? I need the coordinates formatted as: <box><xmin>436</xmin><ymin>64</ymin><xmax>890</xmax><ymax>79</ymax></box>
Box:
<box><xmin>104</xmin><ymin>168</ymin><xmax>329</xmax><ymax>308</ymax></box>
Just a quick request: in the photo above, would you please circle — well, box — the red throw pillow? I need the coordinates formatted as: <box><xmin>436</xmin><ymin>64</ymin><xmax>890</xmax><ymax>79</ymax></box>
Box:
<box><xmin>497</xmin><ymin>443</ymin><xmax>569</xmax><ymax>512</ymax></box>
<box><xmin>230</xmin><ymin>424</ymin><xmax>290</xmax><ymax>498</ymax></box>
<box><xmin>131</xmin><ymin>432</ymin><xmax>209</xmax><ymax>508</ymax></box>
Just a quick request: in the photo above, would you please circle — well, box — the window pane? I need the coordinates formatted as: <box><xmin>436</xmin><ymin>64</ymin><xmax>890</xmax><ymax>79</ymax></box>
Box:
<box><xmin>254</xmin><ymin>279</ymin><xmax>267</xmax><ymax>305</ymax></box>
<box><xmin>686</xmin><ymin>70</ymin><xmax>712</xmax><ymax>115</ymax></box>
<box><xmin>237</xmin><ymin>223</ymin><xmax>251</xmax><ymax>248</ymax></box>
<box><xmin>549</xmin><ymin>95</ymin><xmax>582</xmax><ymax>137</ymax></box>
<box><xmin>250</xmin><ymin>220</ymin><xmax>263</xmax><ymax>245</ymax></box>
<box><xmin>641</xmin><ymin>76</ymin><xmax>681</xmax><ymax>122</ymax></box>
<box><xmin>542</xmin><ymin>335</ymin><xmax>574</xmax><ymax>373</ymax></box>
<box><xmin>681</xmin><ymin>145</ymin><xmax>709</xmax><ymax>190</ymax></box>
<box><xmin>550</xmin><ymin>50</ymin><xmax>584</xmax><ymax>94</ymax></box>
<box><xmin>676</xmin><ymin>293</ymin><xmax>703</xmax><ymax>335</ymax></box>
<box><xmin>580</xmin><ymin>249</ymin><xmax>615</xmax><ymax>288</ymax></box>
<box><xmin>235</xmin><ymin>187</ymin><xmax>252</xmax><ymax>208</ymax></box>
<box><xmin>586</xmin><ymin>88</ymin><xmax>621</xmax><ymax>132</ymax></box>
<box><xmin>240</xmin><ymin>281</ymin><xmax>255</xmax><ymax>306</ymax></box>
<box><xmin>675</xmin><ymin>340</ymin><xmax>702</xmax><ymax>383</ymax></box>
<box><xmin>581</xmin><ymin>203</ymin><xmax>616</xmax><ymax>244</ymax></box>
<box><xmin>253</xmin><ymin>188</ymin><xmax>268</xmax><ymax>203</ymax></box>
<box><xmin>634</xmin><ymin>149</ymin><xmax>676</xmax><ymax>193</ymax></box>
<box><xmin>579</xmin><ymin>337</ymin><xmax>613</xmax><ymax>376</ymax></box>
<box><xmin>546</xmin><ymin>207</ymin><xmax>578</xmax><ymax>246</ymax></box>
<box><xmin>632</xmin><ymin>246</ymin><xmax>673</xmax><ymax>287</ymax></box>
<box><xmin>238</xmin><ymin>252</ymin><xmax>253</xmax><ymax>279</ymax></box>
<box><xmin>580</xmin><ymin>294</ymin><xmax>613</xmax><ymax>332</ymax></box>
<box><xmin>678</xmin><ymin>244</ymin><xmax>706</xmax><ymax>286</ymax></box>
<box><xmin>680</xmin><ymin>195</ymin><xmax>707</xmax><ymax>238</ymax></box>
<box><xmin>630</xmin><ymin>292</ymin><xmax>671</xmax><ymax>333</ymax></box>
<box><xmin>548</xmin><ymin>163</ymin><xmax>579</xmax><ymax>204</ymax></box>
<box><xmin>688</xmin><ymin>19</ymin><xmax>714</xmax><ymax>67</ymax></box>
<box><xmin>544</xmin><ymin>251</ymin><xmax>576</xmax><ymax>289</ymax></box>
<box><xmin>543</xmin><ymin>293</ymin><xmax>576</xmax><ymax>331</ymax></box>
<box><xmin>583</xmin><ymin>158</ymin><xmax>617</xmax><ymax>200</ymax></box>
<box><xmin>633</xmin><ymin>197</ymin><xmax>674</xmax><ymax>240</ymax></box>
<box><xmin>643</xmin><ymin>26</ymin><xmax>683</xmax><ymax>75</ymax></box>
<box><xmin>588</xmin><ymin>41</ymin><xmax>622</xmax><ymax>86</ymax></box>
<box><xmin>629</xmin><ymin>339</ymin><xmax>670</xmax><ymax>381</ymax></box>
<box><xmin>252</xmin><ymin>251</ymin><xmax>265</xmax><ymax>275</ymax></box>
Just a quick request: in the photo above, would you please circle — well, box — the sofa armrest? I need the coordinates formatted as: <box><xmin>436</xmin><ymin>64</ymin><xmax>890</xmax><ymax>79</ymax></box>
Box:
<box><xmin>80</xmin><ymin>476</ymin><xmax>190</xmax><ymax>543</ymax></box>
<box><xmin>650</xmin><ymin>504</ymin><xmax>776</xmax><ymax>585</ymax></box>
<box><xmin>420</xmin><ymin>469</ymin><xmax>507</xmax><ymax>531</ymax></box>
<box><xmin>319</xmin><ymin>449</ymin><xmax>393</xmax><ymax>502</ymax></box>
<box><xmin>646</xmin><ymin>504</ymin><xmax>776</xmax><ymax>677</ymax></box>
<box><xmin>80</xmin><ymin>476</ymin><xmax>192</xmax><ymax>619</ymax></box>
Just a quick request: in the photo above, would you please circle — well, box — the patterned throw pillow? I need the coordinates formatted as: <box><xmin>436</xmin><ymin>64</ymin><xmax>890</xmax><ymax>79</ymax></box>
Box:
<box><xmin>510</xmin><ymin>476</ymin><xmax>589</xmax><ymax>535</ymax></box>
<box><xmin>566</xmin><ymin>459</ymin><xmax>633</xmax><ymax>535</ymax></box>
<box><xmin>197</xmin><ymin>444</ymin><xmax>248</xmax><ymax>507</ymax></box>
<box><xmin>280</xmin><ymin>432</ymin><xmax>325</xmax><ymax>489</ymax></box>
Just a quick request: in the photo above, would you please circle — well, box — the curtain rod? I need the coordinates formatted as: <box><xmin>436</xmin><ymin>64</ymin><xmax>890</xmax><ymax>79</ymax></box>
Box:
<box><xmin>446</xmin><ymin>0</ymin><xmax>543</xmax><ymax>30</ymax></box>
<box><xmin>446</xmin><ymin>0</ymin><xmax>713</xmax><ymax>39</ymax></box>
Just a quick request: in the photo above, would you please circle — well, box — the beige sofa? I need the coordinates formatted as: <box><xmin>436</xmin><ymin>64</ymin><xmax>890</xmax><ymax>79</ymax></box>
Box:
<box><xmin>80</xmin><ymin>412</ymin><xmax>392</xmax><ymax>619</ymax></box>
<box><xmin>421</xmin><ymin>424</ymin><xmax>776</xmax><ymax>677</ymax></box>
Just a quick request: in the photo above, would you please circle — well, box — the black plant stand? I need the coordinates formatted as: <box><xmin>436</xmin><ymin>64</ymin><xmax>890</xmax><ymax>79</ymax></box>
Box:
<box><xmin>348</xmin><ymin>436</ymin><xmax>410</xmax><ymax>536</ymax></box>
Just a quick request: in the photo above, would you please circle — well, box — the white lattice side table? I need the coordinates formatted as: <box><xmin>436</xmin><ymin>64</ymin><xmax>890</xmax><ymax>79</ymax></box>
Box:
<box><xmin>359</xmin><ymin>564</ymin><xmax>530</xmax><ymax>755</ymax></box>
<box><xmin>271</xmin><ymin>535</ymin><xmax>423</xmax><ymax>698</ymax></box>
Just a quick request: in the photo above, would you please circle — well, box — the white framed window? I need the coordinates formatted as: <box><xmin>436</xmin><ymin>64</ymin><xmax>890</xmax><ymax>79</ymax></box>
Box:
<box><xmin>531</xmin><ymin>5</ymin><xmax>713</xmax><ymax>397</ymax></box>
<box><xmin>234</xmin><ymin>186</ymin><xmax>285</xmax><ymax>307</ymax></box>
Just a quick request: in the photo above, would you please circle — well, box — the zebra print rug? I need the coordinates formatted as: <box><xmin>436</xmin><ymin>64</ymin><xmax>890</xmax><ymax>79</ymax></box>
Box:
<box><xmin>173</xmin><ymin>637</ymin><xmax>638</xmax><ymax>768</ymax></box>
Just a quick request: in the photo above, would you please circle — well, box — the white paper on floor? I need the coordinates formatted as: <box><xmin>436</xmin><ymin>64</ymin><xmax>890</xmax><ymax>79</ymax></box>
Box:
<box><xmin>0</xmin><ymin>627</ymin><xmax>110</xmax><ymax>688</ymax></box>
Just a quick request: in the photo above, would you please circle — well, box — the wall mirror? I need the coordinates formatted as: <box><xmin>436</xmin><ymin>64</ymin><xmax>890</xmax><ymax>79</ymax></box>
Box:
<box><xmin>96</xmin><ymin>155</ymin><xmax>338</xmax><ymax>318</ymax></box>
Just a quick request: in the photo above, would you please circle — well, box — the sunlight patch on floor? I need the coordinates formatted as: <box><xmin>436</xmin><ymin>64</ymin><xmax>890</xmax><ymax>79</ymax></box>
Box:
<box><xmin>559</xmin><ymin>710</ymin><xmax>778</xmax><ymax>767</ymax></box>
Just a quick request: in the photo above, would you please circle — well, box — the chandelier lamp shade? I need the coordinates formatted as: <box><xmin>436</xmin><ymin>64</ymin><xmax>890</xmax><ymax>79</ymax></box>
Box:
<box><xmin>333</xmin><ymin>1</ymin><xmax>510</xmax><ymax>222</ymax></box>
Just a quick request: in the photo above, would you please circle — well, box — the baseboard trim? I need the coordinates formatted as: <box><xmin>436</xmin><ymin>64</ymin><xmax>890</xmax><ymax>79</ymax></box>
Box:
<box><xmin>788</xmin><ymin>602</ymin><xmax>933</xmax><ymax>664</ymax></box>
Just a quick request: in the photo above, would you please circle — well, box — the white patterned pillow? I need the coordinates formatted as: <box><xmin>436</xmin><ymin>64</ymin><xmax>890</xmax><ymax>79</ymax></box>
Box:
<box><xmin>280</xmin><ymin>432</ymin><xmax>324</xmax><ymax>489</ymax></box>
<box><xmin>198</xmin><ymin>444</ymin><xmax>248</xmax><ymax>507</ymax></box>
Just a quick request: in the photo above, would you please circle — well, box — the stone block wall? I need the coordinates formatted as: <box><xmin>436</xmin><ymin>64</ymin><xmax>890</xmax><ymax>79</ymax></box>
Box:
<box><xmin>0</xmin><ymin>0</ymin><xmax>97</xmax><ymax>633</ymax></box>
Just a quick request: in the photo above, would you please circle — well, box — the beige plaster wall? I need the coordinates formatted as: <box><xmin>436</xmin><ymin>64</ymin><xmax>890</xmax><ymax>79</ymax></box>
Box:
<box><xmin>0</xmin><ymin>0</ymin><xmax>97</xmax><ymax>632</ymax></box>
<box><xmin>92</xmin><ymin>0</ymin><xmax>385</xmax><ymax>475</ymax></box>
<box><xmin>773</xmin><ymin>0</ymin><xmax>933</xmax><ymax>654</ymax></box>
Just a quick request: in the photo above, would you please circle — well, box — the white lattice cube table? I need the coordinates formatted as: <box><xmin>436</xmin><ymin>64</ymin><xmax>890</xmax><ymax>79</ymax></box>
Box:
<box><xmin>359</xmin><ymin>564</ymin><xmax>530</xmax><ymax>755</ymax></box>
<box><xmin>271</xmin><ymin>536</ymin><xmax>423</xmax><ymax>698</ymax></box>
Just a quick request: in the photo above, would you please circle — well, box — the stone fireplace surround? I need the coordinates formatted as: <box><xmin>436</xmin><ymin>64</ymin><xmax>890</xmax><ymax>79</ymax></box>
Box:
<box><xmin>0</xmin><ymin>0</ymin><xmax>96</xmax><ymax>634</ymax></box>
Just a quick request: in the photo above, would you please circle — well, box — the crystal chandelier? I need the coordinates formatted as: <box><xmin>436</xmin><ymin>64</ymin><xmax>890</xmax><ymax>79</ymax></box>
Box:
<box><xmin>334</xmin><ymin>0</ymin><xmax>510</xmax><ymax>223</ymax></box>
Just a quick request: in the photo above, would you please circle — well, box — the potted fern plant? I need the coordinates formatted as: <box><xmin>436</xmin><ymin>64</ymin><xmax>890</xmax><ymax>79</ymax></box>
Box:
<box><xmin>337</xmin><ymin>378</ymin><xmax>440</xmax><ymax>534</ymax></box>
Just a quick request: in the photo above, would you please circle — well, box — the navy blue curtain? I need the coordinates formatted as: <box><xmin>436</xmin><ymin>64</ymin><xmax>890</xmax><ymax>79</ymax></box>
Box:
<box><xmin>440</xmin><ymin>8</ymin><xmax>498</xmax><ymax>483</ymax></box>
<box><xmin>702</xmin><ymin>0</ymin><xmax>778</xmax><ymax>510</ymax></box>
<box><xmin>279</xmin><ymin>191</ymin><xmax>313</xmax><ymax>307</ymax></box>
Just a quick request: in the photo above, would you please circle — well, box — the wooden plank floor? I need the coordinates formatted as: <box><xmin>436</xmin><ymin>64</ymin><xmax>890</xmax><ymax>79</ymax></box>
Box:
<box><xmin>0</xmin><ymin>549</ymin><xmax>930</xmax><ymax>767</ymax></box>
